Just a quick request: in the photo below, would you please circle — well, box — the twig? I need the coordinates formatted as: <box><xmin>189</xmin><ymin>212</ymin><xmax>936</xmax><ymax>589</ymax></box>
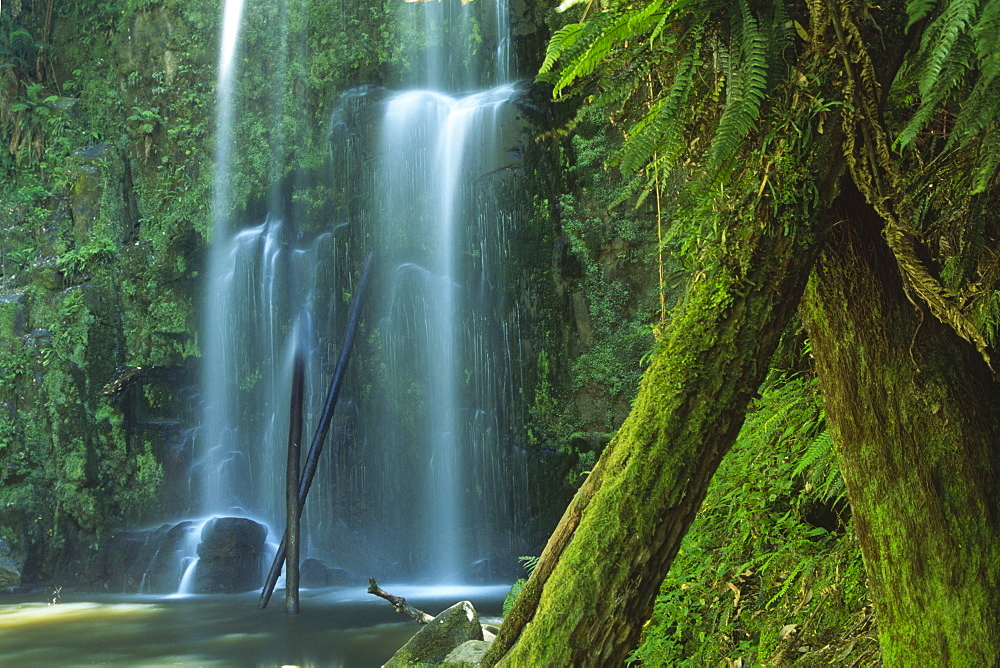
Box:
<box><xmin>367</xmin><ymin>578</ymin><xmax>435</xmax><ymax>624</ymax></box>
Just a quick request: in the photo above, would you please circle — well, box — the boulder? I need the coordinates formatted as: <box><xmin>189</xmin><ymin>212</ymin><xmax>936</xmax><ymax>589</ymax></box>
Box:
<box><xmin>143</xmin><ymin>521</ymin><xmax>199</xmax><ymax>593</ymax></box>
<box><xmin>300</xmin><ymin>558</ymin><xmax>331</xmax><ymax>587</ymax></box>
<box><xmin>193</xmin><ymin>517</ymin><xmax>268</xmax><ymax>593</ymax></box>
<box><xmin>86</xmin><ymin>523</ymin><xmax>176</xmax><ymax>592</ymax></box>
<box><xmin>327</xmin><ymin>567</ymin><xmax>355</xmax><ymax>586</ymax></box>
<box><xmin>443</xmin><ymin>639</ymin><xmax>492</xmax><ymax>666</ymax></box>
<box><xmin>299</xmin><ymin>559</ymin><xmax>357</xmax><ymax>588</ymax></box>
<box><xmin>383</xmin><ymin>601</ymin><xmax>483</xmax><ymax>667</ymax></box>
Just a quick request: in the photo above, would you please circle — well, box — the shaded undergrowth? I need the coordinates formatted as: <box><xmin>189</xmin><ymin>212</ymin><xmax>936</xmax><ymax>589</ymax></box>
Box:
<box><xmin>630</xmin><ymin>372</ymin><xmax>879</xmax><ymax>666</ymax></box>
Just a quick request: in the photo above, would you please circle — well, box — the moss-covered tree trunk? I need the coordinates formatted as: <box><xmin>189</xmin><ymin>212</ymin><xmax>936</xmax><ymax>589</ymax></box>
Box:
<box><xmin>803</xmin><ymin>189</ymin><xmax>1000</xmax><ymax>665</ymax></box>
<box><xmin>484</xmin><ymin>163</ymin><xmax>847</xmax><ymax>664</ymax></box>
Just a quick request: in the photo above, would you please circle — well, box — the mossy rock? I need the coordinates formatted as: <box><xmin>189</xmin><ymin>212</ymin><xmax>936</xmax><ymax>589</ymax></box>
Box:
<box><xmin>384</xmin><ymin>601</ymin><xmax>483</xmax><ymax>667</ymax></box>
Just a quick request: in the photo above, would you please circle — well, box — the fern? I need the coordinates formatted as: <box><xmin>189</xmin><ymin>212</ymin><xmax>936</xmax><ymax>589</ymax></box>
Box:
<box><xmin>898</xmin><ymin>0</ymin><xmax>999</xmax><ymax>156</ymax></box>
<box><xmin>704</xmin><ymin>0</ymin><xmax>769</xmax><ymax>178</ymax></box>
<box><xmin>539</xmin><ymin>23</ymin><xmax>586</xmax><ymax>77</ymax></box>
<box><xmin>973</xmin><ymin>0</ymin><xmax>1000</xmax><ymax>81</ymax></box>
<box><xmin>793</xmin><ymin>428</ymin><xmax>832</xmax><ymax>478</ymax></box>
<box><xmin>615</xmin><ymin>38</ymin><xmax>702</xmax><ymax>174</ymax></box>
<box><xmin>907</xmin><ymin>0</ymin><xmax>940</xmax><ymax>28</ymax></box>
<box><xmin>916</xmin><ymin>0</ymin><xmax>977</xmax><ymax>97</ymax></box>
<box><xmin>552</xmin><ymin>1</ymin><xmax>667</xmax><ymax>99</ymax></box>
<box><xmin>974</xmin><ymin>122</ymin><xmax>1000</xmax><ymax>192</ymax></box>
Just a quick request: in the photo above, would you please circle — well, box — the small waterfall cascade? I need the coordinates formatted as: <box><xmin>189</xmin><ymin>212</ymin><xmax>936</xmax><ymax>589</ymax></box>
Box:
<box><xmin>368</xmin><ymin>84</ymin><xmax>523</xmax><ymax>580</ymax></box>
<box><xmin>182</xmin><ymin>0</ymin><xmax>529</xmax><ymax>591</ymax></box>
<box><xmin>200</xmin><ymin>0</ymin><xmax>248</xmax><ymax>519</ymax></box>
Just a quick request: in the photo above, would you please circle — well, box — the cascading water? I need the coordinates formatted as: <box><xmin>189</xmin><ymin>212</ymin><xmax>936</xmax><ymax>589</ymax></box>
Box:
<box><xmin>200</xmin><ymin>0</ymin><xmax>247</xmax><ymax>519</ymax></box>
<box><xmin>185</xmin><ymin>0</ymin><xmax>529</xmax><ymax>591</ymax></box>
<box><xmin>370</xmin><ymin>85</ymin><xmax>522</xmax><ymax>580</ymax></box>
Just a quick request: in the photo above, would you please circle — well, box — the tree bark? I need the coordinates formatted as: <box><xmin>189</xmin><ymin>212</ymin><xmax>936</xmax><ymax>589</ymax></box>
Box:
<box><xmin>802</xmin><ymin>188</ymin><xmax>1000</xmax><ymax>665</ymax></box>
<box><xmin>481</xmin><ymin>2</ymin><xmax>913</xmax><ymax>663</ymax></box>
<box><xmin>485</xmin><ymin>165</ymin><xmax>845</xmax><ymax>665</ymax></box>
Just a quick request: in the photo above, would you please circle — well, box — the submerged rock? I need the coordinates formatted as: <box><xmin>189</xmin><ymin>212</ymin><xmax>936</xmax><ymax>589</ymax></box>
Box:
<box><xmin>142</xmin><ymin>521</ymin><xmax>199</xmax><ymax>593</ymax></box>
<box><xmin>193</xmin><ymin>517</ymin><xmax>268</xmax><ymax>593</ymax></box>
<box><xmin>383</xmin><ymin>600</ymin><xmax>483</xmax><ymax>667</ymax></box>
<box><xmin>300</xmin><ymin>558</ymin><xmax>357</xmax><ymax>587</ymax></box>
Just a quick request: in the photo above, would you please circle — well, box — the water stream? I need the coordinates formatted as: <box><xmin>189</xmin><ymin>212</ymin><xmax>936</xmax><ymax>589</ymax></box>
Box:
<box><xmin>0</xmin><ymin>586</ymin><xmax>507</xmax><ymax>666</ymax></box>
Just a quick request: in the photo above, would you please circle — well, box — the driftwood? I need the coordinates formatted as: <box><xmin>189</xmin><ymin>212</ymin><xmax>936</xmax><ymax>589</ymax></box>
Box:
<box><xmin>367</xmin><ymin>577</ymin><xmax>435</xmax><ymax>624</ymax></box>
<box><xmin>259</xmin><ymin>250</ymin><xmax>375</xmax><ymax>610</ymax></box>
<box><xmin>285</xmin><ymin>347</ymin><xmax>305</xmax><ymax>615</ymax></box>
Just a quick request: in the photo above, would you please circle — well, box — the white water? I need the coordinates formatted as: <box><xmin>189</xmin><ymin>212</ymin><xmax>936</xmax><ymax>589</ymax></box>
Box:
<box><xmin>200</xmin><ymin>0</ymin><xmax>247</xmax><ymax>519</ymax></box>
<box><xmin>376</xmin><ymin>85</ymin><xmax>517</xmax><ymax>579</ymax></box>
<box><xmin>185</xmin><ymin>0</ymin><xmax>526</xmax><ymax>589</ymax></box>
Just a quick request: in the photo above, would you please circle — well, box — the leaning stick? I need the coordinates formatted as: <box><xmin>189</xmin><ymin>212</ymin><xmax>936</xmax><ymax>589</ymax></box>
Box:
<box><xmin>259</xmin><ymin>250</ymin><xmax>375</xmax><ymax>610</ymax></box>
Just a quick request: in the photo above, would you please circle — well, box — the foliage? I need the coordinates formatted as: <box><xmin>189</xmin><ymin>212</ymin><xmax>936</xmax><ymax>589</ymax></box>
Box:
<box><xmin>502</xmin><ymin>555</ymin><xmax>541</xmax><ymax>616</ymax></box>
<box><xmin>539</xmin><ymin>0</ymin><xmax>794</xmax><ymax>208</ymax></box>
<box><xmin>630</xmin><ymin>373</ymin><xmax>870</xmax><ymax>665</ymax></box>
<box><xmin>897</xmin><ymin>0</ymin><xmax>1000</xmax><ymax>193</ymax></box>
<box><xmin>0</xmin><ymin>0</ymin><xmax>423</xmax><ymax>580</ymax></box>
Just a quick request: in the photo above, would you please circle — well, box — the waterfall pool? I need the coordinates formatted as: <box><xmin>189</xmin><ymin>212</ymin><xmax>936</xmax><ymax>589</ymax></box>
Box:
<box><xmin>0</xmin><ymin>584</ymin><xmax>508</xmax><ymax>666</ymax></box>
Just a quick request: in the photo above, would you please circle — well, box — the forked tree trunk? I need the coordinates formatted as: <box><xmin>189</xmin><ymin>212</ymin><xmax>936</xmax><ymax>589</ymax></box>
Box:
<box><xmin>803</xmin><ymin>189</ymin><xmax>1000</xmax><ymax>665</ymax></box>
<box><xmin>484</xmin><ymin>167</ymin><xmax>846</xmax><ymax>666</ymax></box>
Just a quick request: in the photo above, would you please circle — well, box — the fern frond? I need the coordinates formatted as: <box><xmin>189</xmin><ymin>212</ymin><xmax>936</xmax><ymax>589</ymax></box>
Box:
<box><xmin>704</xmin><ymin>0</ymin><xmax>768</xmax><ymax>177</ymax></box>
<box><xmin>539</xmin><ymin>14</ymin><xmax>613</xmax><ymax>90</ymax></box>
<box><xmin>973</xmin><ymin>121</ymin><xmax>1000</xmax><ymax>192</ymax></box>
<box><xmin>539</xmin><ymin>23</ymin><xmax>585</xmax><ymax>76</ymax></box>
<box><xmin>896</xmin><ymin>23</ymin><xmax>976</xmax><ymax>147</ymax></box>
<box><xmin>820</xmin><ymin>467</ymin><xmax>847</xmax><ymax>503</ymax></box>
<box><xmin>793</xmin><ymin>429</ymin><xmax>832</xmax><ymax>478</ymax></box>
<box><xmin>916</xmin><ymin>0</ymin><xmax>977</xmax><ymax>97</ymax></box>
<box><xmin>551</xmin><ymin>1</ymin><xmax>669</xmax><ymax>99</ymax></box>
<box><xmin>614</xmin><ymin>40</ymin><xmax>701</xmax><ymax>174</ymax></box>
<box><xmin>973</xmin><ymin>0</ymin><xmax>1000</xmax><ymax>81</ymax></box>
<box><xmin>950</xmin><ymin>69</ymin><xmax>999</xmax><ymax>141</ymax></box>
<box><xmin>907</xmin><ymin>0</ymin><xmax>942</xmax><ymax>29</ymax></box>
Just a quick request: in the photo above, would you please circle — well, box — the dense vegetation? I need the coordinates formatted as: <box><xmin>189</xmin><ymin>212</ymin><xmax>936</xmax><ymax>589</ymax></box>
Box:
<box><xmin>487</xmin><ymin>0</ymin><xmax>1000</xmax><ymax>665</ymax></box>
<box><xmin>3</xmin><ymin>0</ymin><xmax>998</xmax><ymax>665</ymax></box>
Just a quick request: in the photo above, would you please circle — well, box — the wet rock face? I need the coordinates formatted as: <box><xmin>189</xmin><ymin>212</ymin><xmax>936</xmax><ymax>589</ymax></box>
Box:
<box><xmin>142</xmin><ymin>521</ymin><xmax>199</xmax><ymax>593</ymax></box>
<box><xmin>0</xmin><ymin>540</ymin><xmax>23</xmax><ymax>589</ymax></box>
<box><xmin>193</xmin><ymin>517</ymin><xmax>268</xmax><ymax>594</ymax></box>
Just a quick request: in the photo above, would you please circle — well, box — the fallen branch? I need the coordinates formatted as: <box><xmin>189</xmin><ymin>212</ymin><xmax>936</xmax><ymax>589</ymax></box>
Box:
<box><xmin>367</xmin><ymin>577</ymin><xmax>435</xmax><ymax>624</ymax></box>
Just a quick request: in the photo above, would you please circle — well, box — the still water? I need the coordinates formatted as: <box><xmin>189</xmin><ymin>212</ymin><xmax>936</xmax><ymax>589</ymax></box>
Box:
<box><xmin>0</xmin><ymin>584</ymin><xmax>507</xmax><ymax>666</ymax></box>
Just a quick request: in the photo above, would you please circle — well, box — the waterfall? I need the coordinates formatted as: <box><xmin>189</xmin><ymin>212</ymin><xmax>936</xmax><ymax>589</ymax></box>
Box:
<box><xmin>372</xmin><ymin>85</ymin><xmax>520</xmax><ymax>580</ymax></box>
<box><xmin>200</xmin><ymin>0</ymin><xmax>247</xmax><ymax>519</ymax></box>
<box><xmin>190</xmin><ymin>0</ymin><xmax>528</xmax><ymax>589</ymax></box>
